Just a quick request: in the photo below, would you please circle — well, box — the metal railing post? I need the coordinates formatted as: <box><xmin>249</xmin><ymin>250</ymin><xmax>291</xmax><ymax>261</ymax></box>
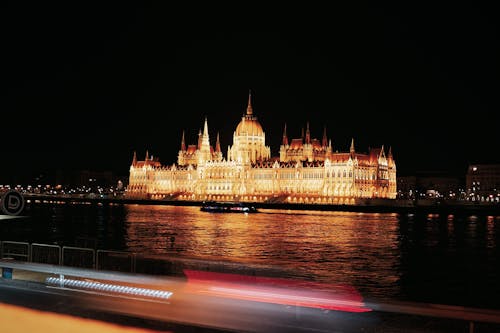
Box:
<box><xmin>62</xmin><ymin>246</ymin><xmax>95</xmax><ymax>269</ymax></box>
<box><xmin>31</xmin><ymin>243</ymin><xmax>62</xmax><ymax>265</ymax></box>
<box><xmin>1</xmin><ymin>241</ymin><xmax>30</xmax><ymax>261</ymax></box>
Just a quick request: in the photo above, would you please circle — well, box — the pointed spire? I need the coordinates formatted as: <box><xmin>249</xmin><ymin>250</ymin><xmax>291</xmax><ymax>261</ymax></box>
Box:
<box><xmin>132</xmin><ymin>150</ymin><xmax>137</xmax><ymax>166</ymax></box>
<box><xmin>282</xmin><ymin>123</ymin><xmax>288</xmax><ymax>145</ymax></box>
<box><xmin>350</xmin><ymin>138</ymin><xmax>355</xmax><ymax>154</ymax></box>
<box><xmin>246</xmin><ymin>89</ymin><xmax>253</xmax><ymax>115</ymax></box>
<box><xmin>215</xmin><ymin>132</ymin><xmax>221</xmax><ymax>152</ymax></box>
<box><xmin>322</xmin><ymin>126</ymin><xmax>328</xmax><ymax>147</ymax></box>
<box><xmin>379</xmin><ymin>144</ymin><xmax>385</xmax><ymax>157</ymax></box>
<box><xmin>305</xmin><ymin>122</ymin><xmax>311</xmax><ymax>144</ymax></box>
<box><xmin>145</xmin><ymin>150</ymin><xmax>149</xmax><ymax>163</ymax></box>
<box><xmin>387</xmin><ymin>146</ymin><xmax>395</xmax><ymax>168</ymax></box>
<box><xmin>201</xmin><ymin>117</ymin><xmax>211</xmax><ymax>152</ymax></box>
<box><xmin>197</xmin><ymin>129</ymin><xmax>202</xmax><ymax>149</ymax></box>
<box><xmin>203</xmin><ymin>117</ymin><xmax>209</xmax><ymax>136</ymax></box>
<box><xmin>181</xmin><ymin>130</ymin><xmax>186</xmax><ymax>151</ymax></box>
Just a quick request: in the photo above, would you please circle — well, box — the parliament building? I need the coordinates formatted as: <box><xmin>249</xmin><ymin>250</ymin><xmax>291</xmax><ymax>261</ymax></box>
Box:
<box><xmin>127</xmin><ymin>93</ymin><xmax>397</xmax><ymax>204</ymax></box>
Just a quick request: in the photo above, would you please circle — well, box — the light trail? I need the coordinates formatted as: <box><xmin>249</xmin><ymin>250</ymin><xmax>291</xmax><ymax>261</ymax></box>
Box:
<box><xmin>45</xmin><ymin>276</ymin><xmax>173</xmax><ymax>299</ymax></box>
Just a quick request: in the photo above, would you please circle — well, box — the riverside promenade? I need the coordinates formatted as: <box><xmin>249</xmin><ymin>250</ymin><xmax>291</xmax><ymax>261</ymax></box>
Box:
<box><xmin>19</xmin><ymin>193</ymin><xmax>500</xmax><ymax>216</ymax></box>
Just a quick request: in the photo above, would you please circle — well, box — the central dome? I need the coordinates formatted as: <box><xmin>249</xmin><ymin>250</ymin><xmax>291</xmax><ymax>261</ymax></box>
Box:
<box><xmin>235</xmin><ymin>116</ymin><xmax>264</xmax><ymax>136</ymax></box>
<box><xmin>234</xmin><ymin>90</ymin><xmax>264</xmax><ymax>136</ymax></box>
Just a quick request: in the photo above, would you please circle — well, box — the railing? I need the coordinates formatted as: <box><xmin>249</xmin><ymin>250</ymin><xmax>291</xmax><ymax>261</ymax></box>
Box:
<box><xmin>0</xmin><ymin>240</ymin><xmax>181</xmax><ymax>275</ymax></box>
<box><xmin>0</xmin><ymin>240</ymin><xmax>262</xmax><ymax>276</ymax></box>
<box><xmin>31</xmin><ymin>243</ymin><xmax>61</xmax><ymax>265</ymax></box>
<box><xmin>0</xmin><ymin>241</ymin><xmax>97</xmax><ymax>269</ymax></box>
<box><xmin>1</xmin><ymin>241</ymin><xmax>30</xmax><ymax>261</ymax></box>
<box><xmin>0</xmin><ymin>259</ymin><xmax>177</xmax><ymax>285</ymax></box>
<box><xmin>0</xmin><ymin>241</ymin><xmax>100</xmax><ymax>270</ymax></box>
<box><xmin>62</xmin><ymin>246</ymin><xmax>95</xmax><ymax>269</ymax></box>
<box><xmin>96</xmin><ymin>249</ymin><xmax>135</xmax><ymax>272</ymax></box>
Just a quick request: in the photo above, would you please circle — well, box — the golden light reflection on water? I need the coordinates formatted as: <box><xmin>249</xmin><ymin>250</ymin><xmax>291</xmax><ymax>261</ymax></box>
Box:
<box><xmin>123</xmin><ymin>205</ymin><xmax>401</xmax><ymax>298</ymax></box>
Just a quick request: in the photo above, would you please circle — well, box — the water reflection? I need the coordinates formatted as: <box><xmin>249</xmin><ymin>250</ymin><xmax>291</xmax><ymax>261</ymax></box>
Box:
<box><xmin>124</xmin><ymin>205</ymin><xmax>402</xmax><ymax>300</ymax></box>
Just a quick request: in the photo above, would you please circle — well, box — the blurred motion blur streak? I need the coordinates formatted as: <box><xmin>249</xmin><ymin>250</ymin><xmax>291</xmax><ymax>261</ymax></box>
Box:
<box><xmin>182</xmin><ymin>269</ymin><xmax>371</xmax><ymax>313</ymax></box>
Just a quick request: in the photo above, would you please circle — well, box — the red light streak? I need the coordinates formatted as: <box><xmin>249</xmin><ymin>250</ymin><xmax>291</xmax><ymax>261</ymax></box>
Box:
<box><xmin>182</xmin><ymin>269</ymin><xmax>371</xmax><ymax>313</ymax></box>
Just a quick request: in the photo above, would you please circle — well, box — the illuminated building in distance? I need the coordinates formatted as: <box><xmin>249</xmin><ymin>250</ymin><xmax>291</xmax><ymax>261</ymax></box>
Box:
<box><xmin>466</xmin><ymin>164</ymin><xmax>500</xmax><ymax>202</ymax></box>
<box><xmin>127</xmin><ymin>93</ymin><xmax>397</xmax><ymax>204</ymax></box>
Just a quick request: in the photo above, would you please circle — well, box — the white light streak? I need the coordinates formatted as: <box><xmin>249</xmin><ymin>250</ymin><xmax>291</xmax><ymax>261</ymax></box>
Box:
<box><xmin>45</xmin><ymin>277</ymin><xmax>173</xmax><ymax>299</ymax></box>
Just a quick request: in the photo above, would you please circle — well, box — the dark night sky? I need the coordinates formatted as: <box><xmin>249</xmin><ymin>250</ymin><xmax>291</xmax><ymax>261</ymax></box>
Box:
<box><xmin>0</xmin><ymin>3</ymin><xmax>498</xmax><ymax>185</ymax></box>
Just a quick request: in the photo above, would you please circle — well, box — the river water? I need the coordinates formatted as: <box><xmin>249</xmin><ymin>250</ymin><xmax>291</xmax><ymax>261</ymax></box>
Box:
<box><xmin>2</xmin><ymin>202</ymin><xmax>500</xmax><ymax>310</ymax></box>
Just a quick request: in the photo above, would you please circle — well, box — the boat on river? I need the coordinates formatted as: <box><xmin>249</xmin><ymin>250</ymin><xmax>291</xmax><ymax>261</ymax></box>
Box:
<box><xmin>200</xmin><ymin>201</ymin><xmax>259</xmax><ymax>213</ymax></box>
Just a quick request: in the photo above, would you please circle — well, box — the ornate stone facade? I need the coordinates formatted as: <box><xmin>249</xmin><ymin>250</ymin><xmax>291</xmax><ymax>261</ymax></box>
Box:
<box><xmin>127</xmin><ymin>93</ymin><xmax>397</xmax><ymax>204</ymax></box>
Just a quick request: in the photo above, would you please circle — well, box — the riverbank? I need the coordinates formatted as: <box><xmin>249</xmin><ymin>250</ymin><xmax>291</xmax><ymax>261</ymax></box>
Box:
<box><xmin>18</xmin><ymin>193</ymin><xmax>500</xmax><ymax>216</ymax></box>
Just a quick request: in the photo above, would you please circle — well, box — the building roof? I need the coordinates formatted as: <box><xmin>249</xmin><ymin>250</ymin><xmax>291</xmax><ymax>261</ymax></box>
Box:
<box><xmin>235</xmin><ymin>90</ymin><xmax>264</xmax><ymax>136</ymax></box>
<box><xmin>235</xmin><ymin>116</ymin><xmax>264</xmax><ymax>136</ymax></box>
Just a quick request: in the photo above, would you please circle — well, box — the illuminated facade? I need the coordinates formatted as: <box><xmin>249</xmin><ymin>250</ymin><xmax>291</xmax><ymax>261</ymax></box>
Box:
<box><xmin>127</xmin><ymin>93</ymin><xmax>397</xmax><ymax>204</ymax></box>
<box><xmin>466</xmin><ymin>164</ymin><xmax>500</xmax><ymax>201</ymax></box>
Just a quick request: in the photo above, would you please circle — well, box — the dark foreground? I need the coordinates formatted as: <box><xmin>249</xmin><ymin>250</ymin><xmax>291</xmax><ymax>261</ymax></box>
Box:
<box><xmin>1</xmin><ymin>261</ymin><xmax>500</xmax><ymax>333</ymax></box>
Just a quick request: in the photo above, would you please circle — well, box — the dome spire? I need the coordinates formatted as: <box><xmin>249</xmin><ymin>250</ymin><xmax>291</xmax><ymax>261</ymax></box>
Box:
<box><xmin>246</xmin><ymin>89</ymin><xmax>253</xmax><ymax>115</ymax></box>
